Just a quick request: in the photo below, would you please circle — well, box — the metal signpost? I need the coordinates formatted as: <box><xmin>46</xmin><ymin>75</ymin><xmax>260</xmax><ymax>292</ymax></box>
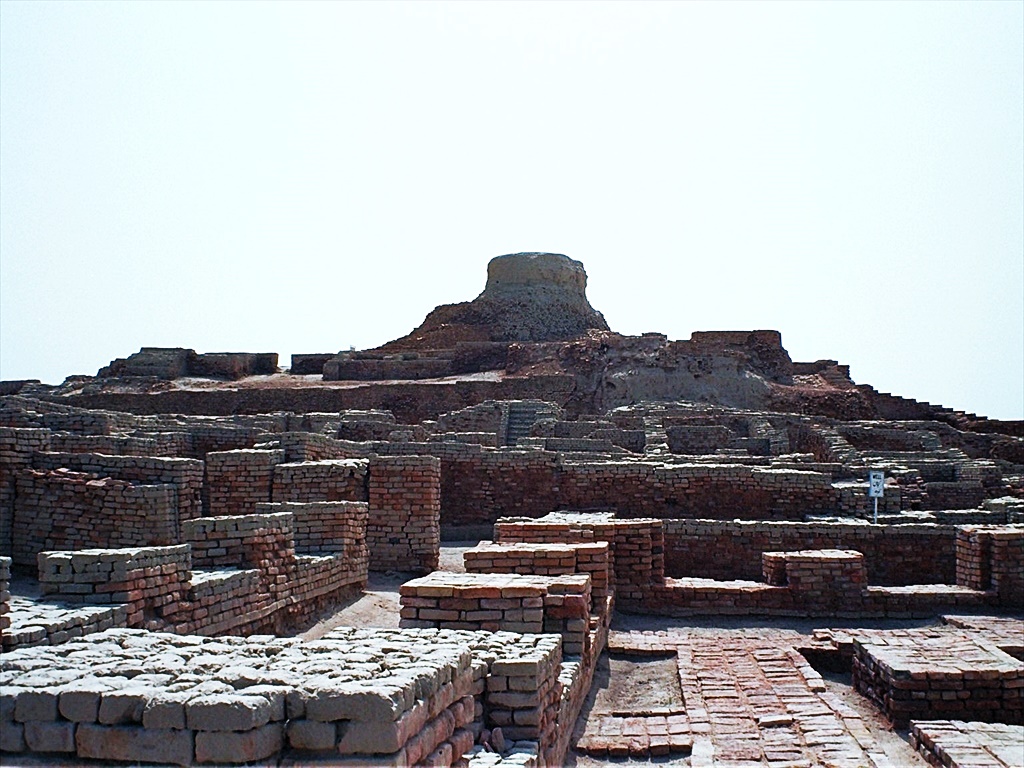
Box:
<box><xmin>868</xmin><ymin>470</ymin><xmax>884</xmax><ymax>523</ymax></box>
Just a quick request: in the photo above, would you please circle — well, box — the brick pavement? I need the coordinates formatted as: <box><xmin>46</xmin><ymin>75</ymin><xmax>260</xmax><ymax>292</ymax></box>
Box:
<box><xmin>575</xmin><ymin>629</ymin><xmax>897</xmax><ymax>767</ymax></box>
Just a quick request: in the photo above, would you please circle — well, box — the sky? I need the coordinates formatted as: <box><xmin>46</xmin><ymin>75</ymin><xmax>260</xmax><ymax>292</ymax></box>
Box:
<box><xmin>1</xmin><ymin>1</ymin><xmax>1022</xmax><ymax>420</ymax></box>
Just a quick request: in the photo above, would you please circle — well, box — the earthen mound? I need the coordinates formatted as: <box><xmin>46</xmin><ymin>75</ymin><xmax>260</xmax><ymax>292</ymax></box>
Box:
<box><xmin>380</xmin><ymin>253</ymin><xmax>610</xmax><ymax>350</ymax></box>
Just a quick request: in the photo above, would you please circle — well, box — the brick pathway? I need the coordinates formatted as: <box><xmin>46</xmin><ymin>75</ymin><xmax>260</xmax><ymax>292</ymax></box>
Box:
<box><xmin>576</xmin><ymin>630</ymin><xmax>898</xmax><ymax>767</ymax></box>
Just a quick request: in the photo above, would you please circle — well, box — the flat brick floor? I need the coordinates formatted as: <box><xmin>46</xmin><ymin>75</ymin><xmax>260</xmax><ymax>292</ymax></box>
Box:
<box><xmin>575</xmin><ymin>629</ymin><xmax>899</xmax><ymax>767</ymax></box>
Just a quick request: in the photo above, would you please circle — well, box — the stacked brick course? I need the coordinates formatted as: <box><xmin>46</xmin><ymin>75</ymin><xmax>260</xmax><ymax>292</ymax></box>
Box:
<box><xmin>852</xmin><ymin>630</ymin><xmax>1023</xmax><ymax>726</ymax></box>
<box><xmin>494</xmin><ymin>513</ymin><xmax>663</xmax><ymax>605</ymax></box>
<box><xmin>33</xmin><ymin>452</ymin><xmax>204</xmax><ymax>524</ymax></box>
<box><xmin>464</xmin><ymin>542</ymin><xmax>611</xmax><ymax>611</ymax></box>
<box><xmin>0</xmin><ymin>556</ymin><xmax>10</xmax><ymax>640</ymax></box>
<box><xmin>663</xmin><ymin>519</ymin><xmax>957</xmax><ymax>586</ymax></box>
<box><xmin>910</xmin><ymin>720</ymin><xmax>1024</xmax><ymax>767</ymax></box>
<box><xmin>483</xmin><ymin>634</ymin><xmax>563</xmax><ymax>760</ymax></box>
<box><xmin>256</xmin><ymin>501</ymin><xmax>369</xmax><ymax>555</ymax></box>
<box><xmin>761</xmin><ymin>549</ymin><xmax>867</xmax><ymax>610</ymax></box>
<box><xmin>400</xmin><ymin>572</ymin><xmax>591</xmax><ymax>657</ymax></box>
<box><xmin>271</xmin><ymin>459</ymin><xmax>367</xmax><ymax>503</ymax></box>
<box><xmin>0</xmin><ymin>427</ymin><xmax>51</xmax><ymax>557</ymax></box>
<box><xmin>38</xmin><ymin>545</ymin><xmax>190</xmax><ymax>628</ymax></box>
<box><xmin>0</xmin><ymin>626</ymin><xmax>570</xmax><ymax>767</ymax></box>
<box><xmin>12</xmin><ymin>469</ymin><xmax>178</xmax><ymax>568</ymax></box>
<box><xmin>367</xmin><ymin>455</ymin><xmax>441</xmax><ymax>573</ymax></box>
<box><xmin>203</xmin><ymin>449</ymin><xmax>284</xmax><ymax>517</ymax></box>
<box><xmin>956</xmin><ymin>525</ymin><xmax>1024</xmax><ymax>608</ymax></box>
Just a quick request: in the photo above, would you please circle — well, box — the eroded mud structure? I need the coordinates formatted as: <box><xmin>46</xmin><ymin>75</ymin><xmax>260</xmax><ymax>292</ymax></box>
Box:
<box><xmin>1</xmin><ymin>253</ymin><xmax>1021</xmax><ymax>767</ymax></box>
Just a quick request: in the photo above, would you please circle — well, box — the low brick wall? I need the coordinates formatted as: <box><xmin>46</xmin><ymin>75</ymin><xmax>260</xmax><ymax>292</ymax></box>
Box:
<box><xmin>399</xmin><ymin>571</ymin><xmax>592</xmax><ymax>658</ymax></box>
<box><xmin>256</xmin><ymin>501</ymin><xmax>369</xmax><ymax>556</ymax></box>
<box><xmin>183</xmin><ymin>512</ymin><xmax>294</xmax><ymax>575</ymax></box>
<box><xmin>852</xmin><ymin>631</ymin><xmax>1023</xmax><ymax>726</ymax></box>
<box><xmin>663</xmin><ymin>519</ymin><xmax>958</xmax><ymax>586</ymax></box>
<box><xmin>367</xmin><ymin>456</ymin><xmax>440</xmax><ymax>574</ymax></box>
<box><xmin>494</xmin><ymin>513</ymin><xmax>663</xmax><ymax>605</ymax></box>
<box><xmin>464</xmin><ymin>541</ymin><xmax>611</xmax><ymax>610</ymax></box>
<box><xmin>0</xmin><ymin>626</ymin><xmax>570</xmax><ymax>767</ymax></box>
<box><xmin>0</xmin><ymin>427</ymin><xmax>51</xmax><ymax>557</ymax></box>
<box><xmin>26</xmin><ymin>508</ymin><xmax>369</xmax><ymax>643</ymax></box>
<box><xmin>32</xmin><ymin>452</ymin><xmax>204</xmax><ymax>524</ymax></box>
<box><xmin>38</xmin><ymin>545</ymin><xmax>191</xmax><ymax>627</ymax></box>
<box><xmin>957</xmin><ymin>526</ymin><xmax>1024</xmax><ymax>608</ymax></box>
<box><xmin>0</xmin><ymin>556</ymin><xmax>10</xmax><ymax>640</ymax></box>
<box><xmin>494</xmin><ymin>514</ymin><xmax>1012</xmax><ymax>618</ymax></box>
<box><xmin>911</xmin><ymin>720</ymin><xmax>1024</xmax><ymax>767</ymax></box>
<box><xmin>762</xmin><ymin>549</ymin><xmax>867</xmax><ymax>610</ymax></box>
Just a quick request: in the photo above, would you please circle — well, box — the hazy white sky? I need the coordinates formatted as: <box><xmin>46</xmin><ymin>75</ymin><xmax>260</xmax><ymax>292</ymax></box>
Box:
<box><xmin>1</xmin><ymin>1</ymin><xmax>1021</xmax><ymax>420</ymax></box>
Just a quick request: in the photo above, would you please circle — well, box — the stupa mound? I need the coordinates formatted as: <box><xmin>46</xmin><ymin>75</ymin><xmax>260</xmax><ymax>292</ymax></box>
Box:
<box><xmin>381</xmin><ymin>252</ymin><xmax>610</xmax><ymax>350</ymax></box>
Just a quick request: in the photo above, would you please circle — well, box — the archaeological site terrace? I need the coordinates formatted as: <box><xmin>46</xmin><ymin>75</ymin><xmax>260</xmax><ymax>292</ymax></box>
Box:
<box><xmin>0</xmin><ymin>253</ymin><xmax>1021</xmax><ymax>767</ymax></box>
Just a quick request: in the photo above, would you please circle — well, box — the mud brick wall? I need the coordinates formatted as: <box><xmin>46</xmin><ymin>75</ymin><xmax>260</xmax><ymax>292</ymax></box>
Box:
<box><xmin>271</xmin><ymin>459</ymin><xmax>368</xmax><ymax>503</ymax></box>
<box><xmin>12</xmin><ymin>470</ymin><xmax>178</xmax><ymax>568</ymax></box>
<box><xmin>436</xmin><ymin>401</ymin><xmax>506</xmax><ymax>434</ymax></box>
<box><xmin>662</xmin><ymin>519</ymin><xmax>958</xmax><ymax>586</ymax></box>
<box><xmin>183</xmin><ymin>568</ymin><xmax>275</xmax><ymax>636</ymax></box>
<box><xmin>203</xmin><ymin>449</ymin><xmax>284</xmax><ymax>517</ymax></box>
<box><xmin>33</xmin><ymin>452</ymin><xmax>204</xmax><ymax>527</ymax></box>
<box><xmin>517</xmin><ymin>437</ymin><xmax>618</xmax><ymax>452</ymax></box>
<box><xmin>324</xmin><ymin>356</ymin><xmax>454</xmax><ymax>381</ymax></box>
<box><xmin>256</xmin><ymin>501</ymin><xmax>369</xmax><ymax>557</ymax></box>
<box><xmin>185</xmin><ymin>425</ymin><xmax>264</xmax><ymax>458</ymax></box>
<box><xmin>923</xmin><ymin>481</ymin><xmax>986</xmax><ymax>510</ymax></box>
<box><xmin>494</xmin><ymin>515</ymin><xmax>663</xmax><ymax>604</ymax></box>
<box><xmin>367</xmin><ymin>455</ymin><xmax>440</xmax><ymax>574</ymax></box>
<box><xmin>464</xmin><ymin>541</ymin><xmax>611</xmax><ymax>608</ymax></box>
<box><xmin>957</xmin><ymin>526</ymin><xmax>1024</xmax><ymax>608</ymax></box>
<box><xmin>38</xmin><ymin>545</ymin><xmax>190</xmax><ymax>628</ymax></box>
<box><xmin>666</xmin><ymin>425</ymin><xmax>734</xmax><ymax>452</ymax></box>
<box><xmin>441</xmin><ymin>450</ymin><xmax>560</xmax><ymax>525</ymax></box>
<box><xmin>911</xmin><ymin>721</ymin><xmax>1024</xmax><ymax>768</ymax></box>
<box><xmin>833</xmin><ymin>480</ymin><xmax>904</xmax><ymax>517</ymax></box>
<box><xmin>0</xmin><ymin>556</ymin><xmax>10</xmax><ymax>640</ymax></box>
<box><xmin>0</xmin><ymin>427</ymin><xmax>51</xmax><ymax>557</ymax></box>
<box><xmin>430</xmin><ymin>431</ymin><xmax>499</xmax><ymax>447</ymax></box>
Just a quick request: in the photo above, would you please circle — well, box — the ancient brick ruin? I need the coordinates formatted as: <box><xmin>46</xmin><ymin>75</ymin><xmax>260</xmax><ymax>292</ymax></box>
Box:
<box><xmin>1</xmin><ymin>252</ymin><xmax>1021</xmax><ymax>766</ymax></box>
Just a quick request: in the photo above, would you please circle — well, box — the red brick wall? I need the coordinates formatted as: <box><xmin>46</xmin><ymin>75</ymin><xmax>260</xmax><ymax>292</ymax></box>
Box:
<box><xmin>12</xmin><ymin>469</ymin><xmax>179</xmax><ymax>568</ymax></box>
<box><xmin>367</xmin><ymin>456</ymin><xmax>440</xmax><ymax>573</ymax></box>
<box><xmin>204</xmin><ymin>449</ymin><xmax>284</xmax><ymax>516</ymax></box>
<box><xmin>663</xmin><ymin>519</ymin><xmax>957</xmax><ymax>586</ymax></box>
<box><xmin>271</xmin><ymin>460</ymin><xmax>368</xmax><ymax>503</ymax></box>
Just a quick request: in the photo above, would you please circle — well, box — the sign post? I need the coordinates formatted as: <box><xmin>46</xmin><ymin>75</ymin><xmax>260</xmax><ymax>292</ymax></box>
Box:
<box><xmin>868</xmin><ymin>470</ymin><xmax>884</xmax><ymax>523</ymax></box>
